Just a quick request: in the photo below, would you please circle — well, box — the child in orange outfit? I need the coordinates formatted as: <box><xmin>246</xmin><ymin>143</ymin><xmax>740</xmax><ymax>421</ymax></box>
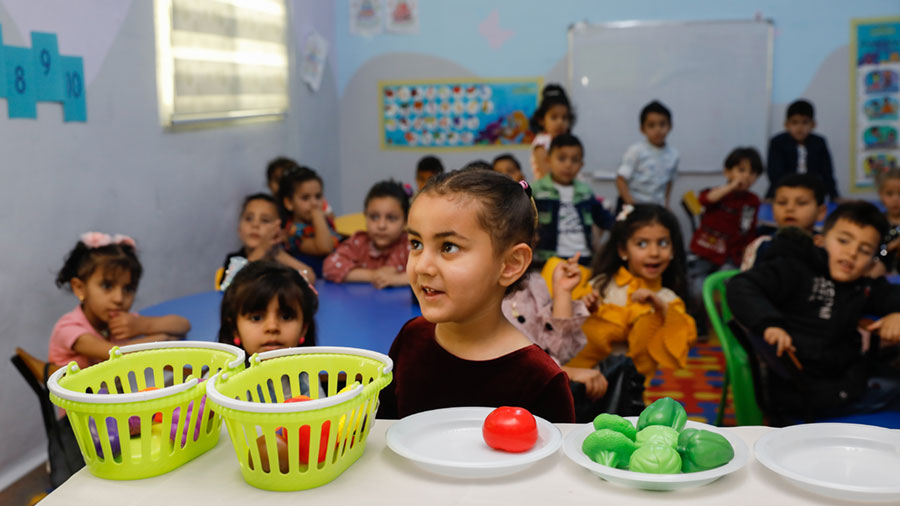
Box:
<box><xmin>566</xmin><ymin>204</ymin><xmax>696</xmax><ymax>383</ymax></box>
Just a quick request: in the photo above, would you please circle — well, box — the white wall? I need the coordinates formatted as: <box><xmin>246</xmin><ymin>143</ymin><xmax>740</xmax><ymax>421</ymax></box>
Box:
<box><xmin>0</xmin><ymin>0</ymin><xmax>337</xmax><ymax>488</ymax></box>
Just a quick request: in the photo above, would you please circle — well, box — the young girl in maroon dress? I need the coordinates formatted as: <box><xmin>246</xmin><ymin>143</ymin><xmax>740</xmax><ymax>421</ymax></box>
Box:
<box><xmin>378</xmin><ymin>169</ymin><xmax>575</xmax><ymax>423</ymax></box>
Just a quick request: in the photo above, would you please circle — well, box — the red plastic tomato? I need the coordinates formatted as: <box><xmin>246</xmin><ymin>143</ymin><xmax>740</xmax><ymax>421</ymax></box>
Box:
<box><xmin>482</xmin><ymin>406</ymin><xmax>538</xmax><ymax>453</ymax></box>
<box><xmin>277</xmin><ymin>396</ymin><xmax>329</xmax><ymax>465</ymax></box>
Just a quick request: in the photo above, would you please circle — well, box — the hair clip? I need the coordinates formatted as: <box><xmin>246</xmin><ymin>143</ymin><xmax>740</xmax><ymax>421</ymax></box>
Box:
<box><xmin>299</xmin><ymin>269</ymin><xmax>319</xmax><ymax>297</ymax></box>
<box><xmin>403</xmin><ymin>183</ymin><xmax>414</xmax><ymax>197</ymax></box>
<box><xmin>80</xmin><ymin>232</ymin><xmax>137</xmax><ymax>249</ymax></box>
<box><xmin>219</xmin><ymin>257</ymin><xmax>249</xmax><ymax>291</ymax></box>
<box><xmin>616</xmin><ymin>204</ymin><xmax>634</xmax><ymax>222</ymax></box>
<box><xmin>519</xmin><ymin>179</ymin><xmax>533</xmax><ymax>198</ymax></box>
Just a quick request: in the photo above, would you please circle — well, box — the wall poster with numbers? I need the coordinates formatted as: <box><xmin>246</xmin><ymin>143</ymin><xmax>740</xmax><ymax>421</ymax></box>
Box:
<box><xmin>851</xmin><ymin>17</ymin><xmax>900</xmax><ymax>190</ymax></box>
<box><xmin>379</xmin><ymin>78</ymin><xmax>541</xmax><ymax>150</ymax></box>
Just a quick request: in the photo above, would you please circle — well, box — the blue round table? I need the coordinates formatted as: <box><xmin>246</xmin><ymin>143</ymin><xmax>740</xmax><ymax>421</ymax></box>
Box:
<box><xmin>139</xmin><ymin>281</ymin><xmax>420</xmax><ymax>354</ymax></box>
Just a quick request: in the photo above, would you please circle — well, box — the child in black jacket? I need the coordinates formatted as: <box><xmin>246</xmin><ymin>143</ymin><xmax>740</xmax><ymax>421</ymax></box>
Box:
<box><xmin>765</xmin><ymin>99</ymin><xmax>838</xmax><ymax>201</ymax></box>
<box><xmin>727</xmin><ymin>201</ymin><xmax>900</xmax><ymax>421</ymax></box>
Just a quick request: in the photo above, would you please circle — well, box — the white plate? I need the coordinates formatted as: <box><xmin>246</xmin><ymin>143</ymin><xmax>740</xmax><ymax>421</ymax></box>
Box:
<box><xmin>563</xmin><ymin>417</ymin><xmax>750</xmax><ymax>491</ymax></box>
<box><xmin>755</xmin><ymin>423</ymin><xmax>900</xmax><ymax>502</ymax></box>
<box><xmin>385</xmin><ymin>406</ymin><xmax>562</xmax><ymax>478</ymax></box>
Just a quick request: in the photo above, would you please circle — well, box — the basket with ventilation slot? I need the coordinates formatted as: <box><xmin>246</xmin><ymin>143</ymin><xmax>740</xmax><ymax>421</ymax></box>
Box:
<box><xmin>47</xmin><ymin>341</ymin><xmax>245</xmax><ymax>480</ymax></box>
<box><xmin>205</xmin><ymin>346</ymin><xmax>393</xmax><ymax>491</ymax></box>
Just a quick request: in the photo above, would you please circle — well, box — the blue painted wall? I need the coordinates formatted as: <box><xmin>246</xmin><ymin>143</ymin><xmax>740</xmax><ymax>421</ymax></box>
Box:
<box><xmin>335</xmin><ymin>0</ymin><xmax>900</xmax><ymax>103</ymax></box>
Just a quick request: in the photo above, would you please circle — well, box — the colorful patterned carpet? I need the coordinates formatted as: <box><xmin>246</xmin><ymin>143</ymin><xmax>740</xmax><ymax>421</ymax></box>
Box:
<box><xmin>645</xmin><ymin>338</ymin><xmax>736</xmax><ymax>426</ymax></box>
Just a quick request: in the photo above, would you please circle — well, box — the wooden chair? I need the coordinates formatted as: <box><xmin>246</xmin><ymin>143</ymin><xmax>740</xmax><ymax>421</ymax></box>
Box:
<box><xmin>681</xmin><ymin>190</ymin><xmax>703</xmax><ymax>234</ymax></box>
<box><xmin>10</xmin><ymin>348</ymin><xmax>82</xmax><ymax>487</ymax></box>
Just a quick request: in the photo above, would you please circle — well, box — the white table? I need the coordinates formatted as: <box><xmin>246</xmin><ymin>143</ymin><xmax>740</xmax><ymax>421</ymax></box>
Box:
<box><xmin>41</xmin><ymin>422</ymin><xmax>870</xmax><ymax>505</ymax></box>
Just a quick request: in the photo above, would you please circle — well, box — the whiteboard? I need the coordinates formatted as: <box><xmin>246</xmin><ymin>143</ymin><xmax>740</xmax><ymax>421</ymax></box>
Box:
<box><xmin>568</xmin><ymin>19</ymin><xmax>773</xmax><ymax>176</ymax></box>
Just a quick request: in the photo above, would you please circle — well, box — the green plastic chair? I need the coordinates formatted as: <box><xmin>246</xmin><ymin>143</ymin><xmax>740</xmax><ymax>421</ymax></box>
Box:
<box><xmin>702</xmin><ymin>269</ymin><xmax>764</xmax><ymax>426</ymax></box>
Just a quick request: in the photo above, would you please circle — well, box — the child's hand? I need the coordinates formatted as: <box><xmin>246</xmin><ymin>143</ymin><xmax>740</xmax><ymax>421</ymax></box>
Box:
<box><xmin>763</xmin><ymin>326</ymin><xmax>795</xmax><ymax>357</ymax></box>
<box><xmin>581</xmin><ymin>290</ymin><xmax>600</xmax><ymax>314</ymax></box>
<box><xmin>887</xmin><ymin>237</ymin><xmax>900</xmax><ymax>253</ymax></box>
<box><xmin>372</xmin><ymin>266</ymin><xmax>400</xmax><ymax>290</ymax></box>
<box><xmin>109</xmin><ymin>313</ymin><xmax>143</xmax><ymax>341</ymax></box>
<box><xmin>867</xmin><ymin>314</ymin><xmax>900</xmax><ymax>344</ymax></box>
<box><xmin>563</xmin><ymin>366</ymin><xmax>608</xmax><ymax>401</ymax></box>
<box><xmin>631</xmin><ymin>288</ymin><xmax>666</xmax><ymax>316</ymax></box>
<box><xmin>552</xmin><ymin>253</ymin><xmax>583</xmax><ymax>294</ymax></box>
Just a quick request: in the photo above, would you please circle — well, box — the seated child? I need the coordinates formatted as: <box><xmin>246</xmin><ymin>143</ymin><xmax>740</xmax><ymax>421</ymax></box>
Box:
<box><xmin>378</xmin><ymin>169</ymin><xmax>576</xmax><ymax>422</ymax></box>
<box><xmin>50</xmin><ymin>233</ymin><xmax>190</xmax><ymax>368</ymax></box>
<box><xmin>493</xmin><ymin>153</ymin><xmax>524</xmax><ymax>182</ymax></box>
<box><xmin>616</xmin><ymin>100</ymin><xmax>678</xmax><ymax>209</ymax></box>
<box><xmin>323</xmin><ymin>180</ymin><xmax>411</xmax><ymax>288</ymax></box>
<box><xmin>266</xmin><ymin>156</ymin><xmax>298</xmax><ymax>197</ymax></box>
<box><xmin>568</xmin><ymin>205</ymin><xmax>697</xmax><ymax>384</ymax></box>
<box><xmin>765</xmin><ymin>99</ymin><xmax>838</xmax><ymax>201</ymax></box>
<box><xmin>741</xmin><ymin>173</ymin><xmax>826</xmax><ymax>270</ymax></box>
<box><xmin>529</xmin><ymin>84</ymin><xmax>575</xmax><ymax>181</ymax></box>
<box><xmin>218</xmin><ymin>260</ymin><xmax>318</xmax><ymax>396</ymax></box>
<box><xmin>687</xmin><ymin>147</ymin><xmax>763</xmax><ymax>317</ymax></box>
<box><xmin>533</xmin><ymin>133</ymin><xmax>612</xmax><ymax>267</ymax></box>
<box><xmin>221</xmin><ymin>193</ymin><xmax>314</xmax><ymax>289</ymax></box>
<box><xmin>414</xmin><ymin>155</ymin><xmax>444</xmax><ymax>192</ymax></box>
<box><xmin>875</xmin><ymin>168</ymin><xmax>900</xmax><ymax>275</ymax></box>
<box><xmin>218</xmin><ymin>260</ymin><xmax>318</xmax><ymax>354</ymax></box>
<box><xmin>279</xmin><ymin>166</ymin><xmax>340</xmax><ymax>277</ymax></box>
<box><xmin>727</xmin><ymin>201</ymin><xmax>900</xmax><ymax>421</ymax></box>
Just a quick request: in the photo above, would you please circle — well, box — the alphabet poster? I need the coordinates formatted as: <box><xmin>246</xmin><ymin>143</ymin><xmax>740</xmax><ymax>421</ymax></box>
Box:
<box><xmin>379</xmin><ymin>78</ymin><xmax>540</xmax><ymax>150</ymax></box>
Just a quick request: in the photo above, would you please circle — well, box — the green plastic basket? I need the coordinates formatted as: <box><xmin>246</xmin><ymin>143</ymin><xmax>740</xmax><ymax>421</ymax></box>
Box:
<box><xmin>48</xmin><ymin>341</ymin><xmax>245</xmax><ymax>480</ymax></box>
<box><xmin>206</xmin><ymin>346</ymin><xmax>393</xmax><ymax>491</ymax></box>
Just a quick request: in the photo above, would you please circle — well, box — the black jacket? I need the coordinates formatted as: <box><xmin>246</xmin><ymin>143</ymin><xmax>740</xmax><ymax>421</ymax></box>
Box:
<box><xmin>727</xmin><ymin>231</ymin><xmax>900</xmax><ymax>377</ymax></box>
<box><xmin>765</xmin><ymin>132</ymin><xmax>838</xmax><ymax>200</ymax></box>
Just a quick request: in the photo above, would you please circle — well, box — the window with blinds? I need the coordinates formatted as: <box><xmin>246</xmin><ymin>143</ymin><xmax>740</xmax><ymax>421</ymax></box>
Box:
<box><xmin>154</xmin><ymin>0</ymin><xmax>289</xmax><ymax>126</ymax></box>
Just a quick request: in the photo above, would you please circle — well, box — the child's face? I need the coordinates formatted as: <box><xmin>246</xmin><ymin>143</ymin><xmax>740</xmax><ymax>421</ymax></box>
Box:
<box><xmin>821</xmin><ymin>219</ymin><xmax>880</xmax><ymax>283</ymax></box>
<box><xmin>416</xmin><ymin>170</ymin><xmax>438</xmax><ymax>191</ymax></box>
<box><xmin>235</xmin><ymin>296</ymin><xmax>306</xmax><ymax>355</ymax></box>
<box><xmin>406</xmin><ymin>193</ymin><xmax>509</xmax><ymax>325</ymax></box>
<box><xmin>541</xmin><ymin>104</ymin><xmax>570</xmax><ymax>136</ymax></box>
<box><xmin>724</xmin><ymin>158</ymin><xmax>759</xmax><ymax>191</ymax></box>
<box><xmin>773</xmin><ymin>186</ymin><xmax>824</xmax><ymax>231</ymax></box>
<box><xmin>784</xmin><ymin>114</ymin><xmax>815</xmax><ymax>144</ymax></box>
<box><xmin>267</xmin><ymin>168</ymin><xmax>284</xmax><ymax>196</ymax></box>
<box><xmin>238</xmin><ymin>199</ymin><xmax>281</xmax><ymax>251</ymax></box>
<box><xmin>493</xmin><ymin>159</ymin><xmax>524</xmax><ymax>182</ymax></box>
<box><xmin>640</xmin><ymin>112</ymin><xmax>671</xmax><ymax>147</ymax></box>
<box><xmin>618</xmin><ymin>222</ymin><xmax>673</xmax><ymax>283</ymax></box>
<box><xmin>283</xmin><ymin>179</ymin><xmax>323</xmax><ymax>223</ymax></box>
<box><xmin>879</xmin><ymin>178</ymin><xmax>900</xmax><ymax>218</ymax></box>
<box><xmin>365</xmin><ymin>196</ymin><xmax>406</xmax><ymax>250</ymax></box>
<box><xmin>549</xmin><ymin>145</ymin><xmax>584</xmax><ymax>185</ymax></box>
<box><xmin>71</xmin><ymin>268</ymin><xmax>136</xmax><ymax>329</ymax></box>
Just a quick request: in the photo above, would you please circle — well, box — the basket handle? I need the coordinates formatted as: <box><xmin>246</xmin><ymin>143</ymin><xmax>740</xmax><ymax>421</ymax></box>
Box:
<box><xmin>65</xmin><ymin>361</ymin><xmax>80</xmax><ymax>377</ymax></box>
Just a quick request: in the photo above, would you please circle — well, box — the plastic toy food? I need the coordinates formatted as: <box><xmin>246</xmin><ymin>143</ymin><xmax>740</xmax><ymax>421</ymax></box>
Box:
<box><xmin>581</xmin><ymin>429</ymin><xmax>636</xmax><ymax>468</ymax></box>
<box><xmin>581</xmin><ymin>397</ymin><xmax>734</xmax><ymax>475</ymax></box>
<box><xmin>677</xmin><ymin>428</ymin><xmax>735</xmax><ymax>473</ymax></box>
<box><xmin>635</xmin><ymin>425</ymin><xmax>678</xmax><ymax>449</ymax></box>
<box><xmin>592</xmin><ymin>413</ymin><xmax>637</xmax><ymax>441</ymax></box>
<box><xmin>637</xmin><ymin>397</ymin><xmax>687</xmax><ymax>432</ymax></box>
<box><xmin>629</xmin><ymin>444</ymin><xmax>682</xmax><ymax>474</ymax></box>
<box><xmin>482</xmin><ymin>406</ymin><xmax>538</xmax><ymax>453</ymax></box>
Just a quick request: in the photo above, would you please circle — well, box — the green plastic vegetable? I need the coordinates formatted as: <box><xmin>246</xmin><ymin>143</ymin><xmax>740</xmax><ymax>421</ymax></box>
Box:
<box><xmin>592</xmin><ymin>413</ymin><xmax>637</xmax><ymax>441</ymax></box>
<box><xmin>677</xmin><ymin>428</ymin><xmax>735</xmax><ymax>473</ymax></box>
<box><xmin>637</xmin><ymin>397</ymin><xmax>687</xmax><ymax>432</ymax></box>
<box><xmin>635</xmin><ymin>425</ymin><xmax>679</xmax><ymax>449</ymax></box>
<box><xmin>581</xmin><ymin>429</ymin><xmax>637</xmax><ymax>469</ymax></box>
<box><xmin>629</xmin><ymin>444</ymin><xmax>682</xmax><ymax>474</ymax></box>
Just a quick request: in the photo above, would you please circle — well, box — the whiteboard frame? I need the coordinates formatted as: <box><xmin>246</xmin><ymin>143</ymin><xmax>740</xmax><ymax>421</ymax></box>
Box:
<box><xmin>567</xmin><ymin>18</ymin><xmax>775</xmax><ymax>178</ymax></box>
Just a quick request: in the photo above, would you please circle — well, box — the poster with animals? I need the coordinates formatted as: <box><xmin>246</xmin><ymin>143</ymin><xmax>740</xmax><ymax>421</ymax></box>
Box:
<box><xmin>379</xmin><ymin>78</ymin><xmax>541</xmax><ymax>150</ymax></box>
<box><xmin>852</xmin><ymin>17</ymin><xmax>900</xmax><ymax>190</ymax></box>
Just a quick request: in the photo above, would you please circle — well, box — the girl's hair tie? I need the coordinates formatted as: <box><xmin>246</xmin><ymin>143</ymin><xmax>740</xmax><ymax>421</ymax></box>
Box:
<box><xmin>402</xmin><ymin>183</ymin><xmax>415</xmax><ymax>197</ymax></box>
<box><xmin>616</xmin><ymin>204</ymin><xmax>635</xmax><ymax>222</ymax></box>
<box><xmin>519</xmin><ymin>179</ymin><xmax>532</xmax><ymax>198</ymax></box>
<box><xmin>80</xmin><ymin>231</ymin><xmax>136</xmax><ymax>249</ymax></box>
